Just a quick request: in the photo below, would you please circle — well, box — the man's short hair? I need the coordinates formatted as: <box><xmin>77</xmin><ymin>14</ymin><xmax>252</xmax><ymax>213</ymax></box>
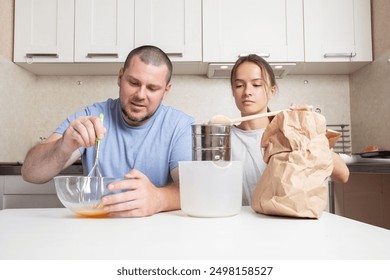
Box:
<box><xmin>124</xmin><ymin>45</ymin><xmax>173</xmax><ymax>84</ymax></box>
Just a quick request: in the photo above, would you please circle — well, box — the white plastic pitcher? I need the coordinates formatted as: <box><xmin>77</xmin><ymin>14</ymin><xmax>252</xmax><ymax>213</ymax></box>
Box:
<box><xmin>179</xmin><ymin>161</ymin><xmax>243</xmax><ymax>217</ymax></box>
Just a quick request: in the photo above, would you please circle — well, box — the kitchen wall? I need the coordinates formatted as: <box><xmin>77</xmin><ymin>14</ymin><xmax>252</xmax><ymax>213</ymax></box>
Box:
<box><xmin>0</xmin><ymin>55</ymin><xmax>36</xmax><ymax>162</ymax></box>
<box><xmin>0</xmin><ymin>59</ymin><xmax>351</xmax><ymax>162</ymax></box>
<box><xmin>0</xmin><ymin>0</ymin><xmax>352</xmax><ymax>162</ymax></box>
<box><xmin>371</xmin><ymin>0</ymin><xmax>390</xmax><ymax>57</ymax></box>
<box><xmin>0</xmin><ymin>0</ymin><xmax>13</xmax><ymax>61</ymax></box>
<box><xmin>350</xmin><ymin>50</ymin><xmax>390</xmax><ymax>151</ymax></box>
<box><xmin>349</xmin><ymin>0</ymin><xmax>390</xmax><ymax>151</ymax></box>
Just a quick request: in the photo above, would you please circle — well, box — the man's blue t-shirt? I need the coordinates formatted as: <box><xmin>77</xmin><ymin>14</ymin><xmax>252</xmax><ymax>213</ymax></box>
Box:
<box><xmin>55</xmin><ymin>98</ymin><xmax>194</xmax><ymax>187</ymax></box>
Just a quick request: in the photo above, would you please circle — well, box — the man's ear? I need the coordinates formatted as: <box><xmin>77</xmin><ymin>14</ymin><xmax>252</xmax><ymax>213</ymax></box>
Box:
<box><xmin>117</xmin><ymin>68</ymin><xmax>124</xmax><ymax>87</ymax></box>
<box><xmin>163</xmin><ymin>82</ymin><xmax>172</xmax><ymax>99</ymax></box>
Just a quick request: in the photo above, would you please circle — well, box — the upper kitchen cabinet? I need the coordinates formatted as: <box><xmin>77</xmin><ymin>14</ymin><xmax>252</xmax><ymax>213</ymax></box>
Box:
<box><xmin>134</xmin><ymin>0</ymin><xmax>202</xmax><ymax>62</ymax></box>
<box><xmin>202</xmin><ymin>0</ymin><xmax>304</xmax><ymax>63</ymax></box>
<box><xmin>75</xmin><ymin>0</ymin><xmax>134</xmax><ymax>63</ymax></box>
<box><xmin>13</xmin><ymin>0</ymin><xmax>202</xmax><ymax>75</ymax></box>
<box><xmin>304</xmin><ymin>0</ymin><xmax>372</xmax><ymax>62</ymax></box>
<box><xmin>14</xmin><ymin>0</ymin><xmax>74</xmax><ymax>63</ymax></box>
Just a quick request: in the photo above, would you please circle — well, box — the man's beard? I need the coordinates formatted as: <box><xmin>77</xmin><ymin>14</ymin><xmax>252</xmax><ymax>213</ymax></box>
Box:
<box><xmin>121</xmin><ymin>106</ymin><xmax>156</xmax><ymax>124</ymax></box>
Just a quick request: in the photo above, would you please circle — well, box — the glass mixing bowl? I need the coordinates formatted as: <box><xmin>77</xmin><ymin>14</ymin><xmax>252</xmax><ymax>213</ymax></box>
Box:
<box><xmin>54</xmin><ymin>176</ymin><xmax>125</xmax><ymax>217</ymax></box>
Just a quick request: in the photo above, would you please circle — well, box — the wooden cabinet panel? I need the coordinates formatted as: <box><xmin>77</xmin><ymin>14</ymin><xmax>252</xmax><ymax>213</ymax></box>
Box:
<box><xmin>334</xmin><ymin>173</ymin><xmax>390</xmax><ymax>230</ymax></box>
<box><xmin>381</xmin><ymin>175</ymin><xmax>390</xmax><ymax>229</ymax></box>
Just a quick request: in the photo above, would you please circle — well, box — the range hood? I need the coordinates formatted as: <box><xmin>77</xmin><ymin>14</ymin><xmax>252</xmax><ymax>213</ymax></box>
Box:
<box><xmin>206</xmin><ymin>62</ymin><xmax>297</xmax><ymax>79</ymax></box>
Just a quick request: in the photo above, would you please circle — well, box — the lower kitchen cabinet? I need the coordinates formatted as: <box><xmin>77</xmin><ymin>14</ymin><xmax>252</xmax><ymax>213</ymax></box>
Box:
<box><xmin>0</xmin><ymin>175</ymin><xmax>64</xmax><ymax>209</ymax></box>
<box><xmin>334</xmin><ymin>172</ymin><xmax>390</xmax><ymax>230</ymax></box>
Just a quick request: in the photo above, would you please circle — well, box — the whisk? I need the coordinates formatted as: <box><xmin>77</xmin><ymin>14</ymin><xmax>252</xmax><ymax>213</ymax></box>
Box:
<box><xmin>87</xmin><ymin>113</ymin><xmax>104</xmax><ymax>177</ymax></box>
<box><xmin>80</xmin><ymin>113</ymin><xmax>104</xmax><ymax>203</ymax></box>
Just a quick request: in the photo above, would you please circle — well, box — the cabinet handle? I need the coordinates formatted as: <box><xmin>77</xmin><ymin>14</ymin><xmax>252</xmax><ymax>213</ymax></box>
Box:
<box><xmin>166</xmin><ymin>53</ymin><xmax>183</xmax><ymax>57</ymax></box>
<box><xmin>86</xmin><ymin>53</ymin><xmax>119</xmax><ymax>58</ymax></box>
<box><xmin>323</xmin><ymin>52</ymin><xmax>357</xmax><ymax>58</ymax></box>
<box><xmin>239</xmin><ymin>53</ymin><xmax>270</xmax><ymax>58</ymax></box>
<box><xmin>26</xmin><ymin>53</ymin><xmax>59</xmax><ymax>58</ymax></box>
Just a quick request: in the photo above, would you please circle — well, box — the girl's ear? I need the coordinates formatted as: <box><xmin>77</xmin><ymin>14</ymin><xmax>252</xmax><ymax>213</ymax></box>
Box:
<box><xmin>267</xmin><ymin>86</ymin><xmax>276</xmax><ymax>100</ymax></box>
<box><xmin>271</xmin><ymin>85</ymin><xmax>277</xmax><ymax>96</ymax></box>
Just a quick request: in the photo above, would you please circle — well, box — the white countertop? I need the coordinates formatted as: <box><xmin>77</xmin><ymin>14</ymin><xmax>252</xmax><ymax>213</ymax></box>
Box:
<box><xmin>1</xmin><ymin>207</ymin><xmax>389</xmax><ymax>260</ymax></box>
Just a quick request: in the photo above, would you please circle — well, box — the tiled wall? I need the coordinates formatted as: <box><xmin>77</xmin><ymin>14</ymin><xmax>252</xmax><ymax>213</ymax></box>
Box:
<box><xmin>0</xmin><ymin>55</ymin><xmax>351</xmax><ymax>162</ymax></box>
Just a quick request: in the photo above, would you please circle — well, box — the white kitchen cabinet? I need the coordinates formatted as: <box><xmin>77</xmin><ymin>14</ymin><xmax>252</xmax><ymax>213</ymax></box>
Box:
<box><xmin>135</xmin><ymin>0</ymin><xmax>202</xmax><ymax>62</ymax></box>
<box><xmin>13</xmin><ymin>0</ymin><xmax>74</xmax><ymax>63</ymax></box>
<box><xmin>304</xmin><ymin>0</ymin><xmax>372</xmax><ymax>62</ymax></box>
<box><xmin>75</xmin><ymin>0</ymin><xmax>134</xmax><ymax>62</ymax></box>
<box><xmin>0</xmin><ymin>176</ymin><xmax>63</xmax><ymax>209</ymax></box>
<box><xmin>13</xmin><ymin>0</ymin><xmax>202</xmax><ymax>74</ymax></box>
<box><xmin>0</xmin><ymin>176</ymin><xmax>4</xmax><ymax>209</ymax></box>
<box><xmin>202</xmin><ymin>0</ymin><xmax>304</xmax><ymax>63</ymax></box>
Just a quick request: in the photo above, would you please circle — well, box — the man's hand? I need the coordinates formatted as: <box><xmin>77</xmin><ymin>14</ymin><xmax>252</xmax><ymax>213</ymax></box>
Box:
<box><xmin>100</xmin><ymin>169</ymin><xmax>178</xmax><ymax>217</ymax></box>
<box><xmin>63</xmin><ymin>116</ymin><xmax>106</xmax><ymax>151</ymax></box>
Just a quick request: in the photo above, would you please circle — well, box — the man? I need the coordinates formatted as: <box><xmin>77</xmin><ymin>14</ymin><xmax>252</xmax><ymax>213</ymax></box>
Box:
<box><xmin>21</xmin><ymin>45</ymin><xmax>194</xmax><ymax>217</ymax></box>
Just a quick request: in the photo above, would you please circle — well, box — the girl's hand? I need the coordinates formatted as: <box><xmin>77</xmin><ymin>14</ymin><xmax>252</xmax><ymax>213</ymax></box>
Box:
<box><xmin>289</xmin><ymin>104</ymin><xmax>313</xmax><ymax>111</ymax></box>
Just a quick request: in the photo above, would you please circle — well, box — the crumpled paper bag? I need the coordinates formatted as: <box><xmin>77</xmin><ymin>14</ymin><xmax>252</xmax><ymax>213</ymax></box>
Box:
<box><xmin>251</xmin><ymin>110</ymin><xmax>334</xmax><ymax>218</ymax></box>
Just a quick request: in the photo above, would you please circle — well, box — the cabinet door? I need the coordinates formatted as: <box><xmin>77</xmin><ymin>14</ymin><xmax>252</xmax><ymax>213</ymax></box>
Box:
<box><xmin>14</xmin><ymin>0</ymin><xmax>74</xmax><ymax>63</ymax></box>
<box><xmin>3</xmin><ymin>176</ymin><xmax>56</xmax><ymax>194</ymax></box>
<box><xmin>2</xmin><ymin>176</ymin><xmax>63</xmax><ymax>209</ymax></box>
<box><xmin>203</xmin><ymin>0</ymin><xmax>304</xmax><ymax>62</ymax></box>
<box><xmin>304</xmin><ymin>0</ymin><xmax>372</xmax><ymax>62</ymax></box>
<box><xmin>0</xmin><ymin>176</ymin><xmax>4</xmax><ymax>209</ymax></box>
<box><xmin>134</xmin><ymin>0</ymin><xmax>202</xmax><ymax>61</ymax></box>
<box><xmin>75</xmin><ymin>0</ymin><xmax>135</xmax><ymax>62</ymax></box>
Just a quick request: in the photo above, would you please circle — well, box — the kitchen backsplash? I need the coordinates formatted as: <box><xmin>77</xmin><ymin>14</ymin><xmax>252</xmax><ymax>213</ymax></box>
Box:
<box><xmin>0</xmin><ymin>54</ymin><xmax>351</xmax><ymax>162</ymax></box>
<box><xmin>349</xmin><ymin>50</ymin><xmax>390</xmax><ymax>152</ymax></box>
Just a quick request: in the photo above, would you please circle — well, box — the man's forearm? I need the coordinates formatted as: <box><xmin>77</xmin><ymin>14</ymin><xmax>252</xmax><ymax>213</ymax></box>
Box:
<box><xmin>21</xmin><ymin>138</ymin><xmax>77</xmax><ymax>184</ymax></box>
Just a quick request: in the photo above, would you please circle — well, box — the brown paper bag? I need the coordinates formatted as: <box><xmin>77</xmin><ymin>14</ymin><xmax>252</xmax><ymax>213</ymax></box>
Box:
<box><xmin>251</xmin><ymin>110</ymin><xmax>333</xmax><ymax>218</ymax></box>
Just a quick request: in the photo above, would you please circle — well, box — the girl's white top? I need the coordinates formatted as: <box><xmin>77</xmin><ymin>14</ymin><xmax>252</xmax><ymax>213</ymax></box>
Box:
<box><xmin>230</xmin><ymin>126</ymin><xmax>267</xmax><ymax>206</ymax></box>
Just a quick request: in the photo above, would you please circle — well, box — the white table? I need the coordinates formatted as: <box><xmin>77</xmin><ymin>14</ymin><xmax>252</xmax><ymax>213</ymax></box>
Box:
<box><xmin>0</xmin><ymin>207</ymin><xmax>389</xmax><ymax>260</ymax></box>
